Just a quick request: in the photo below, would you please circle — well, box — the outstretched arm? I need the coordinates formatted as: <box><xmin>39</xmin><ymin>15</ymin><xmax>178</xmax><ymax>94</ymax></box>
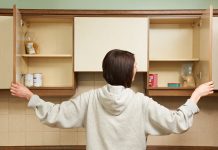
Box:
<box><xmin>144</xmin><ymin>81</ymin><xmax>214</xmax><ymax>136</ymax></box>
<box><xmin>10</xmin><ymin>83</ymin><xmax>90</xmax><ymax>128</ymax></box>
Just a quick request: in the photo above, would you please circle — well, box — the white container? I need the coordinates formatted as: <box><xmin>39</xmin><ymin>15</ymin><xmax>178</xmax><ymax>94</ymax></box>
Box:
<box><xmin>25</xmin><ymin>42</ymin><xmax>36</xmax><ymax>54</ymax></box>
<box><xmin>24</xmin><ymin>73</ymin><xmax>33</xmax><ymax>87</ymax></box>
<box><xmin>33</xmin><ymin>73</ymin><xmax>42</xmax><ymax>87</ymax></box>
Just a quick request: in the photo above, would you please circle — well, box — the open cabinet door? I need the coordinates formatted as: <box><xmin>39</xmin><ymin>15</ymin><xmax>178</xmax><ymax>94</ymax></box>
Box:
<box><xmin>0</xmin><ymin>16</ymin><xmax>13</xmax><ymax>89</ymax></box>
<box><xmin>13</xmin><ymin>5</ymin><xmax>24</xmax><ymax>83</ymax></box>
<box><xmin>212</xmin><ymin>15</ymin><xmax>218</xmax><ymax>90</ymax></box>
<box><xmin>197</xmin><ymin>5</ymin><xmax>213</xmax><ymax>85</ymax></box>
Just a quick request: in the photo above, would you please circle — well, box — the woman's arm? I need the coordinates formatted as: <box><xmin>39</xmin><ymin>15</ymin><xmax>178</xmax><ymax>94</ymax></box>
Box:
<box><xmin>144</xmin><ymin>81</ymin><xmax>214</xmax><ymax>136</ymax></box>
<box><xmin>10</xmin><ymin>83</ymin><xmax>90</xmax><ymax>128</ymax></box>
<box><xmin>11</xmin><ymin>82</ymin><xmax>34</xmax><ymax>100</ymax></box>
<box><xmin>189</xmin><ymin>81</ymin><xmax>214</xmax><ymax>104</ymax></box>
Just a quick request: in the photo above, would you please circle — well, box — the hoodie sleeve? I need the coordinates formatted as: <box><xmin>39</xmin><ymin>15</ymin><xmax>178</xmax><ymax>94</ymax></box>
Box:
<box><xmin>28</xmin><ymin>91</ymin><xmax>92</xmax><ymax>128</ymax></box>
<box><xmin>143</xmin><ymin>96</ymin><xmax>199</xmax><ymax>136</ymax></box>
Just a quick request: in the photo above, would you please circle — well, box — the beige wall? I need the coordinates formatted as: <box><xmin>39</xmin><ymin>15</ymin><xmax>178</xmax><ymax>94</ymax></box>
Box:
<box><xmin>0</xmin><ymin>72</ymin><xmax>217</xmax><ymax>146</ymax></box>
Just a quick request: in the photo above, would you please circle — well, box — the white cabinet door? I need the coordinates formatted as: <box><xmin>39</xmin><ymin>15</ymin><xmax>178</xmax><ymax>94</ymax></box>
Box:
<box><xmin>212</xmin><ymin>17</ymin><xmax>218</xmax><ymax>90</ymax></box>
<box><xmin>0</xmin><ymin>16</ymin><xmax>13</xmax><ymax>89</ymax></box>
<box><xmin>74</xmin><ymin>17</ymin><xmax>148</xmax><ymax>72</ymax></box>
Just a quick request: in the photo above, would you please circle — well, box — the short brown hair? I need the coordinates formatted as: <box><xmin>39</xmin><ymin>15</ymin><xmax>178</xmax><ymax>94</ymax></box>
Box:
<box><xmin>102</xmin><ymin>49</ymin><xmax>135</xmax><ymax>88</ymax></box>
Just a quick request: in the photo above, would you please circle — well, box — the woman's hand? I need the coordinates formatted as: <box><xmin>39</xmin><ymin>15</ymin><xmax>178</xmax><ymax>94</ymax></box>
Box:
<box><xmin>190</xmin><ymin>81</ymin><xmax>214</xmax><ymax>104</ymax></box>
<box><xmin>10</xmin><ymin>82</ymin><xmax>34</xmax><ymax>100</ymax></box>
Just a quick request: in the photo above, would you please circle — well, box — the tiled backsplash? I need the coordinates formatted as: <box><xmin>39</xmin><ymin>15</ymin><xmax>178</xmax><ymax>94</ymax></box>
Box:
<box><xmin>0</xmin><ymin>73</ymin><xmax>218</xmax><ymax>146</ymax></box>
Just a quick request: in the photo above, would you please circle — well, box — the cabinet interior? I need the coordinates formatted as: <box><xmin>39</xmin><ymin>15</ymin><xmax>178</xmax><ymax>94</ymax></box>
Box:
<box><xmin>148</xmin><ymin>17</ymin><xmax>202</xmax><ymax>89</ymax></box>
<box><xmin>19</xmin><ymin>17</ymin><xmax>73</xmax><ymax>88</ymax></box>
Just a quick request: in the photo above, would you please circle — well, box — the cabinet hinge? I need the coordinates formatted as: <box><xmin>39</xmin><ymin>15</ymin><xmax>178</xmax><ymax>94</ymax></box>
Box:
<box><xmin>197</xmin><ymin>72</ymin><xmax>202</xmax><ymax>80</ymax></box>
<box><xmin>20</xmin><ymin>19</ymin><xmax>24</xmax><ymax>27</ymax></box>
<box><xmin>198</xmin><ymin>20</ymin><xmax>202</xmax><ymax>27</ymax></box>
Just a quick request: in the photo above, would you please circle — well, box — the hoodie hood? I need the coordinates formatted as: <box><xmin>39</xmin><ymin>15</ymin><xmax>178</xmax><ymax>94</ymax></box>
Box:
<box><xmin>98</xmin><ymin>84</ymin><xmax>134</xmax><ymax>116</ymax></box>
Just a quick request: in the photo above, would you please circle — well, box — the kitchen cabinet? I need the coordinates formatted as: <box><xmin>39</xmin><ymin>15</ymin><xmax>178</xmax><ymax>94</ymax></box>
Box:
<box><xmin>0</xmin><ymin>6</ymin><xmax>217</xmax><ymax>96</ymax></box>
<box><xmin>74</xmin><ymin>17</ymin><xmax>148</xmax><ymax>72</ymax></box>
<box><xmin>13</xmin><ymin>6</ymin><xmax>75</xmax><ymax>96</ymax></box>
<box><xmin>0</xmin><ymin>16</ymin><xmax>13</xmax><ymax>89</ymax></box>
<box><xmin>147</xmin><ymin>6</ymin><xmax>213</xmax><ymax>96</ymax></box>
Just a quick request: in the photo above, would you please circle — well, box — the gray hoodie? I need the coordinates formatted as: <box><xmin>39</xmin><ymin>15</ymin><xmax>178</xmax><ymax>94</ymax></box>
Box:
<box><xmin>28</xmin><ymin>84</ymin><xmax>199</xmax><ymax>150</ymax></box>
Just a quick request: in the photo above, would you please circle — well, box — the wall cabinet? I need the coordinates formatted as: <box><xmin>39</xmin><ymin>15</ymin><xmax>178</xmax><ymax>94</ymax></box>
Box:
<box><xmin>0</xmin><ymin>16</ymin><xmax>13</xmax><ymax>89</ymax></box>
<box><xmin>0</xmin><ymin>6</ymin><xmax>217</xmax><ymax>96</ymax></box>
<box><xmin>74</xmin><ymin>17</ymin><xmax>148</xmax><ymax>72</ymax></box>
<box><xmin>13</xmin><ymin>6</ymin><xmax>75</xmax><ymax>96</ymax></box>
<box><xmin>146</xmin><ymin>6</ymin><xmax>217</xmax><ymax>96</ymax></box>
<box><xmin>73</xmin><ymin>10</ymin><xmax>216</xmax><ymax>96</ymax></box>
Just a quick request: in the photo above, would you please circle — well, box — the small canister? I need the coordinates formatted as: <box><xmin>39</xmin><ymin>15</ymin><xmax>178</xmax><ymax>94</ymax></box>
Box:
<box><xmin>24</xmin><ymin>73</ymin><xmax>33</xmax><ymax>87</ymax></box>
<box><xmin>33</xmin><ymin>73</ymin><xmax>42</xmax><ymax>87</ymax></box>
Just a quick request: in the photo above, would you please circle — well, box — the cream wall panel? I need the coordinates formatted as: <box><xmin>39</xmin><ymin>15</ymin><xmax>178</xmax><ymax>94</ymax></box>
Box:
<box><xmin>9</xmin><ymin>115</ymin><xmax>26</xmax><ymax>132</ymax></box>
<box><xmin>26</xmin><ymin>132</ymin><xmax>43</xmax><ymax>145</ymax></box>
<box><xmin>9</xmin><ymin>98</ymin><xmax>26</xmax><ymax>115</ymax></box>
<box><xmin>77</xmin><ymin>132</ymin><xmax>86</xmax><ymax>145</ymax></box>
<box><xmin>0</xmin><ymin>132</ymin><xmax>9</xmax><ymax>146</ymax></box>
<box><xmin>26</xmin><ymin>115</ymin><xmax>43</xmax><ymax>132</ymax></box>
<box><xmin>42</xmin><ymin>132</ymin><xmax>60</xmax><ymax>145</ymax></box>
<box><xmin>60</xmin><ymin>131</ymin><xmax>77</xmax><ymax>145</ymax></box>
<box><xmin>0</xmin><ymin>16</ymin><xmax>13</xmax><ymax>89</ymax></box>
<box><xmin>0</xmin><ymin>115</ymin><xmax>8</xmax><ymax>132</ymax></box>
<box><xmin>212</xmin><ymin>17</ymin><xmax>218</xmax><ymax>89</ymax></box>
<box><xmin>42</xmin><ymin>124</ymin><xmax>60</xmax><ymax>132</ymax></box>
<box><xmin>0</xmin><ymin>97</ymin><xmax>9</xmax><ymax>115</ymax></box>
<box><xmin>9</xmin><ymin>132</ymin><xmax>25</xmax><ymax>146</ymax></box>
<box><xmin>74</xmin><ymin>17</ymin><xmax>148</xmax><ymax>72</ymax></box>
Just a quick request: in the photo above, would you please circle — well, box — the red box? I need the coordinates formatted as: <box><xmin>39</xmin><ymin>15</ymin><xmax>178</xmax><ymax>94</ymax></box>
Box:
<box><xmin>149</xmin><ymin>74</ymin><xmax>158</xmax><ymax>87</ymax></box>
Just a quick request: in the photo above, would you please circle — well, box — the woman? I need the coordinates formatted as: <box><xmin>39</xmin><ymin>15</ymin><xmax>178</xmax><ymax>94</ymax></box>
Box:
<box><xmin>11</xmin><ymin>49</ymin><xmax>214</xmax><ymax>150</ymax></box>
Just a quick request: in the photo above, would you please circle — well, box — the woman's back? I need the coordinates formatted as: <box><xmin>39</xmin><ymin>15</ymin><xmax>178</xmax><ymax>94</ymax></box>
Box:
<box><xmin>85</xmin><ymin>84</ymin><xmax>146</xmax><ymax>150</ymax></box>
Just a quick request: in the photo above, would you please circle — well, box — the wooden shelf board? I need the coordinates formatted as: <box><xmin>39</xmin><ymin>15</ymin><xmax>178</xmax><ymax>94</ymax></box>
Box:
<box><xmin>148</xmin><ymin>87</ymin><xmax>195</xmax><ymax>90</ymax></box>
<box><xmin>149</xmin><ymin>58</ymin><xmax>199</xmax><ymax>62</ymax></box>
<box><xmin>149</xmin><ymin>17</ymin><xmax>200</xmax><ymax>24</ymax></box>
<box><xmin>30</xmin><ymin>87</ymin><xmax>75</xmax><ymax>97</ymax></box>
<box><xmin>147</xmin><ymin>89</ymin><xmax>218</xmax><ymax>97</ymax></box>
<box><xmin>146</xmin><ymin>89</ymin><xmax>194</xmax><ymax>96</ymax></box>
<box><xmin>22</xmin><ymin>54</ymin><xmax>72</xmax><ymax>58</ymax></box>
<box><xmin>2</xmin><ymin>89</ymin><xmax>218</xmax><ymax>97</ymax></box>
<box><xmin>0</xmin><ymin>88</ymin><xmax>76</xmax><ymax>97</ymax></box>
<box><xmin>29</xmin><ymin>87</ymin><xmax>73</xmax><ymax>90</ymax></box>
<box><xmin>23</xmin><ymin>16</ymin><xmax>73</xmax><ymax>23</ymax></box>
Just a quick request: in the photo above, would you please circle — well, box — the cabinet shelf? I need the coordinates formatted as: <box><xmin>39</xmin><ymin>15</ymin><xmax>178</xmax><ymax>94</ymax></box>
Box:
<box><xmin>21</xmin><ymin>54</ymin><xmax>72</xmax><ymax>58</ymax></box>
<box><xmin>30</xmin><ymin>87</ymin><xmax>75</xmax><ymax>97</ymax></box>
<box><xmin>148</xmin><ymin>87</ymin><xmax>195</xmax><ymax>90</ymax></box>
<box><xmin>146</xmin><ymin>88</ymin><xmax>194</xmax><ymax>96</ymax></box>
<box><xmin>29</xmin><ymin>87</ymin><xmax>73</xmax><ymax>90</ymax></box>
<box><xmin>149</xmin><ymin>58</ymin><xmax>199</xmax><ymax>62</ymax></box>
